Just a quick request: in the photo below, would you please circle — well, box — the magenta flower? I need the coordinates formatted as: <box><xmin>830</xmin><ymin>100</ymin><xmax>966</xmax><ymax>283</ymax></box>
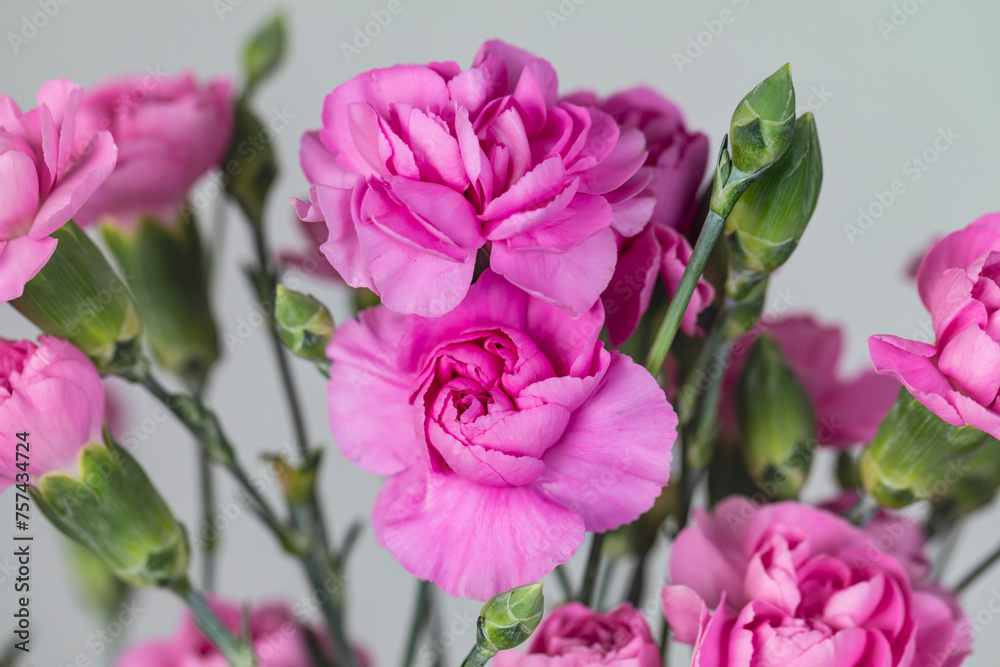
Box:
<box><xmin>326</xmin><ymin>270</ymin><xmax>675</xmax><ymax>599</ymax></box>
<box><xmin>662</xmin><ymin>497</ymin><xmax>970</xmax><ymax>667</ymax></box>
<box><xmin>0</xmin><ymin>336</ymin><xmax>105</xmax><ymax>491</ymax></box>
<box><xmin>493</xmin><ymin>602</ymin><xmax>660</xmax><ymax>667</ymax></box>
<box><xmin>722</xmin><ymin>315</ymin><xmax>899</xmax><ymax>448</ymax></box>
<box><xmin>294</xmin><ymin>40</ymin><xmax>651</xmax><ymax>317</ymax></box>
<box><xmin>0</xmin><ymin>79</ymin><xmax>118</xmax><ymax>302</ymax></box>
<box><xmin>566</xmin><ymin>87</ymin><xmax>712</xmax><ymax>345</ymax></box>
<box><xmin>115</xmin><ymin>598</ymin><xmax>359</xmax><ymax>667</ymax></box>
<box><xmin>72</xmin><ymin>71</ymin><xmax>233</xmax><ymax>227</ymax></box>
<box><xmin>871</xmin><ymin>212</ymin><xmax>1000</xmax><ymax>439</ymax></box>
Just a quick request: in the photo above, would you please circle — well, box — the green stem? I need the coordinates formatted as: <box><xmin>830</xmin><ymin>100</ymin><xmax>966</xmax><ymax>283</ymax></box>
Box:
<box><xmin>170</xmin><ymin>576</ymin><xmax>256</xmax><ymax>666</ymax></box>
<box><xmin>578</xmin><ymin>532</ymin><xmax>605</xmax><ymax>606</ymax></box>
<box><xmin>401</xmin><ymin>580</ymin><xmax>433</xmax><ymax>667</ymax></box>
<box><xmin>595</xmin><ymin>558</ymin><xmax>617</xmax><ymax>611</ymax></box>
<box><xmin>461</xmin><ymin>646</ymin><xmax>494</xmax><ymax>667</ymax></box>
<box><xmin>645</xmin><ymin>211</ymin><xmax>726</xmax><ymax>377</ymax></box>
<box><xmin>198</xmin><ymin>450</ymin><xmax>218</xmax><ymax>591</ymax></box>
<box><xmin>246</xmin><ymin>211</ymin><xmax>353</xmax><ymax>667</ymax></box>
<box><xmin>660</xmin><ymin>616</ymin><xmax>670</xmax><ymax>663</ymax></box>
<box><xmin>554</xmin><ymin>564</ymin><xmax>573</xmax><ymax>601</ymax></box>
<box><xmin>956</xmin><ymin>540</ymin><xmax>1000</xmax><ymax>593</ymax></box>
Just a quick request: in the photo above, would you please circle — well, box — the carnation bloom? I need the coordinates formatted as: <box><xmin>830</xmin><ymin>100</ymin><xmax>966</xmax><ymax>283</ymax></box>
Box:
<box><xmin>295</xmin><ymin>40</ymin><xmax>652</xmax><ymax>317</ymax></box>
<box><xmin>870</xmin><ymin>212</ymin><xmax>1000</xmax><ymax>440</ymax></box>
<box><xmin>566</xmin><ymin>87</ymin><xmax>712</xmax><ymax>345</ymax></box>
<box><xmin>493</xmin><ymin>603</ymin><xmax>660</xmax><ymax>667</ymax></box>
<box><xmin>0</xmin><ymin>336</ymin><xmax>105</xmax><ymax>490</ymax></box>
<box><xmin>662</xmin><ymin>497</ymin><xmax>971</xmax><ymax>667</ymax></box>
<box><xmin>72</xmin><ymin>71</ymin><xmax>233</xmax><ymax>227</ymax></box>
<box><xmin>0</xmin><ymin>79</ymin><xmax>118</xmax><ymax>302</ymax></box>
<box><xmin>722</xmin><ymin>315</ymin><xmax>899</xmax><ymax>448</ymax></box>
<box><xmin>327</xmin><ymin>270</ymin><xmax>675</xmax><ymax>599</ymax></box>
<box><xmin>115</xmin><ymin>599</ymin><xmax>354</xmax><ymax>667</ymax></box>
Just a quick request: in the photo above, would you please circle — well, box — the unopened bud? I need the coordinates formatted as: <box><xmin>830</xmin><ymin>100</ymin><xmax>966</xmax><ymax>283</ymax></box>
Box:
<box><xmin>103</xmin><ymin>214</ymin><xmax>220</xmax><ymax>391</ymax></box>
<box><xmin>726</xmin><ymin>113</ymin><xmax>822</xmax><ymax>299</ymax></box>
<box><xmin>861</xmin><ymin>389</ymin><xmax>990</xmax><ymax>507</ymax></box>
<box><xmin>729</xmin><ymin>64</ymin><xmax>796</xmax><ymax>174</ymax></box>
<box><xmin>275</xmin><ymin>285</ymin><xmax>335</xmax><ymax>363</ymax></box>
<box><xmin>738</xmin><ymin>335</ymin><xmax>815</xmax><ymax>499</ymax></box>
<box><xmin>33</xmin><ymin>436</ymin><xmax>189</xmax><ymax>587</ymax></box>
<box><xmin>478</xmin><ymin>583</ymin><xmax>544</xmax><ymax>655</ymax></box>
<box><xmin>11</xmin><ymin>222</ymin><xmax>142</xmax><ymax>374</ymax></box>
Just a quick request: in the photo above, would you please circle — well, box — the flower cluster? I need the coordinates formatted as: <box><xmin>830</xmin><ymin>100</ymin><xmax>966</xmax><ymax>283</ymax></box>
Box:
<box><xmin>1</xmin><ymin>18</ymin><xmax>992</xmax><ymax>667</ymax></box>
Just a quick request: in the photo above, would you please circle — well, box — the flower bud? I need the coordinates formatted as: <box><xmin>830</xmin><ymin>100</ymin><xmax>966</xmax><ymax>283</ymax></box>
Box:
<box><xmin>729</xmin><ymin>64</ymin><xmax>796</xmax><ymax>174</ymax></box>
<box><xmin>477</xmin><ymin>583</ymin><xmax>544</xmax><ymax>655</ymax></box>
<box><xmin>265</xmin><ymin>450</ymin><xmax>321</xmax><ymax>505</ymax></box>
<box><xmin>275</xmin><ymin>285</ymin><xmax>335</xmax><ymax>363</ymax></box>
<box><xmin>224</xmin><ymin>97</ymin><xmax>277</xmax><ymax>227</ymax></box>
<box><xmin>861</xmin><ymin>389</ymin><xmax>992</xmax><ymax>508</ymax></box>
<box><xmin>32</xmin><ymin>436</ymin><xmax>189</xmax><ymax>587</ymax></box>
<box><xmin>243</xmin><ymin>13</ymin><xmax>286</xmax><ymax>96</ymax></box>
<box><xmin>725</xmin><ymin>113</ymin><xmax>822</xmax><ymax>300</ymax></box>
<box><xmin>11</xmin><ymin>222</ymin><xmax>142</xmax><ymax>373</ymax></box>
<box><xmin>738</xmin><ymin>334</ymin><xmax>816</xmax><ymax>499</ymax></box>
<box><xmin>102</xmin><ymin>214</ymin><xmax>220</xmax><ymax>391</ymax></box>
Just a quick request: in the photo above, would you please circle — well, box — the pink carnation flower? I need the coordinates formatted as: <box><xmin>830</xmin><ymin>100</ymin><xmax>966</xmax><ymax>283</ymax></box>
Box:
<box><xmin>721</xmin><ymin>315</ymin><xmax>899</xmax><ymax>448</ymax></box>
<box><xmin>295</xmin><ymin>40</ymin><xmax>652</xmax><ymax>317</ymax></box>
<box><xmin>73</xmin><ymin>71</ymin><xmax>233</xmax><ymax>227</ymax></box>
<box><xmin>326</xmin><ymin>270</ymin><xmax>675</xmax><ymax>599</ymax></box>
<box><xmin>0</xmin><ymin>336</ymin><xmax>105</xmax><ymax>490</ymax></box>
<box><xmin>115</xmin><ymin>598</ymin><xmax>360</xmax><ymax>667</ymax></box>
<box><xmin>0</xmin><ymin>79</ymin><xmax>118</xmax><ymax>302</ymax></box>
<box><xmin>493</xmin><ymin>603</ymin><xmax>660</xmax><ymax>667</ymax></box>
<box><xmin>662</xmin><ymin>497</ymin><xmax>971</xmax><ymax>667</ymax></box>
<box><xmin>871</xmin><ymin>212</ymin><xmax>1000</xmax><ymax>439</ymax></box>
<box><xmin>566</xmin><ymin>87</ymin><xmax>712</xmax><ymax>345</ymax></box>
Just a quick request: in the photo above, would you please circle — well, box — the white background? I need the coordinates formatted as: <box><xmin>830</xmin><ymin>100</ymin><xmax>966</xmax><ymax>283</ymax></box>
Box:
<box><xmin>1</xmin><ymin>0</ymin><xmax>1000</xmax><ymax>665</ymax></box>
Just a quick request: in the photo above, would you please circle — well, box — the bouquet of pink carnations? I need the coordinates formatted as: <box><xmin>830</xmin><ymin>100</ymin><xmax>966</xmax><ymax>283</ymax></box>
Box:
<box><xmin>2</xmin><ymin>13</ymin><xmax>995</xmax><ymax>667</ymax></box>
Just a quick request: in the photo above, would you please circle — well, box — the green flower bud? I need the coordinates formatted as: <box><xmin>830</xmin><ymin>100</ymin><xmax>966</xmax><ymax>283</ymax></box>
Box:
<box><xmin>275</xmin><ymin>285</ymin><xmax>335</xmax><ymax>363</ymax></box>
<box><xmin>225</xmin><ymin>97</ymin><xmax>277</xmax><ymax>228</ymax></box>
<box><xmin>264</xmin><ymin>450</ymin><xmax>322</xmax><ymax>505</ymax></box>
<box><xmin>11</xmin><ymin>222</ymin><xmax>142</xmax><ymax>374</ymax></box>
<box><xmin>861</xmin><ymin>388</ymin><xmax>991</xmax><ymax>508</ymax></box>
<box><xmin>103</xmin><ymin>214</ymin><xmax>220</xmax><ymax>392</ymax></box>
<box><xmin>243</xmin><ymin>13</ymin><xmax>286</xmax><ymax>97</ymax></box>
<box><xmin>32</xmin><ymin>437</ymin><xmax>189</xmax><ymax>587</ymax></box>
<box><xmin>477</xmin><ymin>583</ymin><xmax>544</xmax><ymax>655</ymax></box>
<box><xmin>726</xmin><ymin>113</ymin><xmax>822</xmax><ymax>299</ymax></box>
<box><xmin>729</xmin><ymin>64</ymin><xmax>796</xmax><ymax>174</ymax></box>
<box><xmin>738</xmin><ymin>335</ymin><xmax>815</xmax><ymax>499</ymax></box>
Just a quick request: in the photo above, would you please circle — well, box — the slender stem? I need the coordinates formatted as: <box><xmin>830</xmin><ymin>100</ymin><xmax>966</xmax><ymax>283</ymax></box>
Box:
<box><xmin>595</xmin><ymin>558</ymin><xmax>617</xmax><ymax>611</ymax></box>
<box><xmin>675</xmin><ymin>435</ymin><xmax>692</xmax><ymax>535</ymax></box>
<box><xmin>461</xmin><ymin>646</ymin><xmax>493</xmax><ymax>667</ymax></box>
<box><xmin>578</xmin><ymin>532</ymin><xmax>605</xmax><ymax>606</ymax></box>
<box><xmin>554</xmin><ymin>564</ymin><xmax>573</xmax><ymax>601</ymax></box>
<box><xmin>198</xmin><ymin>450</ymin><xmax>218</xmax><ymax>591</ymax></box>
<box><xmin>933</xmin><ymin>523</ymin><xmax>963</xmax><ymax>580</ymax></box>
<box><xmin>301</xmin><ymin>553</ymin><xmax>357</xmax><ymax>667</ymax></box>
<box><xmin>625</xmin><ymin>550</ymin><xmax>649</xmax><ymax>606</ymax></box>
<box><xmin>660</xmin><ymin>616</ymin><xmax>670</xmax><ymax>663</ymax></box>
<box><xmin>645</xmin><ymin>211</ymin><xmax>726</xmax><ymax>376</ymax></box>
<box><xmin>170</xmin><ymin>576</ymin><xmax>256</xmax><ymax>666</ymax></box>
<box><xmin>245</xmin><ymin>212</ymin><xmax>352</xmax><ymax>667</ymax></box>
<box><xmin>249</xmin><ymin>224</ymin><xmax>309</xmax><ymax>458</ymax></box>
<box><xmin>956</xmin><ymin>540</ymin><xmax>1000</xmax><ymax>593</ymax></box>
<box><xmin>401</xmin><ymin>580</ymin><xmax>433</xmax><ymax>667</ymax></box>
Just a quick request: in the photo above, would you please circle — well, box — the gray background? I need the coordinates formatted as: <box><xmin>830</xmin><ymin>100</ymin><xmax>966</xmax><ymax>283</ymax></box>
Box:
<box><xmin>2</xmin><ymin>0</ymin><xmax>1000</xmax><ymax>665</ymax></box>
